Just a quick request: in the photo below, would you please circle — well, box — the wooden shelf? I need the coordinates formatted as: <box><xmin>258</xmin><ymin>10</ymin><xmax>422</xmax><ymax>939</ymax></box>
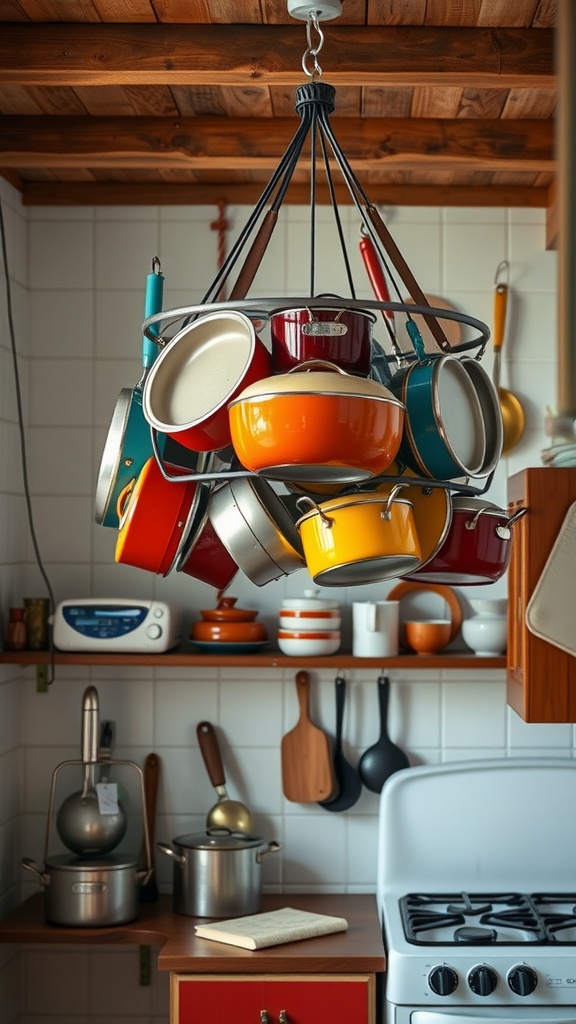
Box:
<box><xmin>0</xmin><ymin>893</ymin><xmax>386</xmax><ymax>974</ymax></box>
<box><xmin>0</xmin><ymin>647</ymin><xmax>506</xmax><ymax>669</ymax></box>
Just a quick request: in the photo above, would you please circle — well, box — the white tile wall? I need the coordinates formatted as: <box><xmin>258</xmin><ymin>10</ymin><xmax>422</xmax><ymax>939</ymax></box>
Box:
<box><xmin>0</xmin><ymin>181</ymin><xmax>571</xmax><ymax>1023</ymax></box>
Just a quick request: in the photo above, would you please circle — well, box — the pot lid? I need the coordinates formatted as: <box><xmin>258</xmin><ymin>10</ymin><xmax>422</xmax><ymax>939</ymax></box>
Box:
<box><xmin>228</xmin><ymin>359</ymin><xmax>404</xmax><ymax>404</ymax></box>
<box><xmin>451</xmin><ymin>496</ymin><xmax>504</xmax><ymax>514</ymax></box>
<box><xmin>200</xmin><ymin>595</ymin><xmax>258</xmax><ymax>622</ymax></box>
<box><xmin>174</xmin><ymin>828</ymin><xmax>265</xmax><ymax>851</ymax></box>
<box><xmin>45</xmin><ymin>853</ymin><xmax>139</xmax><ymax>870</ymax></box>
<box><xmin>281</xmin><ymin>588</ymin><xmax>340</xmax><ymax>611</ymax></box>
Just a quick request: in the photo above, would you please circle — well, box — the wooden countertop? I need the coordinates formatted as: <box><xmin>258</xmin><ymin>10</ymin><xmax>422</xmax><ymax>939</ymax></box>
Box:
<box><xmin>0</xmin><ymin>893</ymin><xmax>386</xmax><ymax>974</ymax></box>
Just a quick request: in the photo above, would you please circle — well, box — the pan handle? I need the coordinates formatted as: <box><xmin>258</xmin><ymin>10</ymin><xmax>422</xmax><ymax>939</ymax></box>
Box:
<box><xmin>156</xmin><ymin>843</ymin><xmax>185</xmax><ymax>866</ymax></box>
<box><xmin>255</xmin><ymin>840</ymin><xmax>282</xmax><ymax>864</ymax></box>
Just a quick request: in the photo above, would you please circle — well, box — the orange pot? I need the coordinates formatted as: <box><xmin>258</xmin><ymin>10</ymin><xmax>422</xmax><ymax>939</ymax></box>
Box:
<box><xmin>191</xmin><ymin>620</ymin><xmax>268</xmax><ymax>643</ymax></box>
<box><xmin>228</xmin><ymin>360</ymin><xmax>405</xmax><ymax>484</ymax></box>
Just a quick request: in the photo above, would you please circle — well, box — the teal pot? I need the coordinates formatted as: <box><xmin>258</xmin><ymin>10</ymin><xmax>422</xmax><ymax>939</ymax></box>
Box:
<box><xmin>389</xmin><ymin>354</ymin><xmax>486</xmax><ymax>481</ymax></box>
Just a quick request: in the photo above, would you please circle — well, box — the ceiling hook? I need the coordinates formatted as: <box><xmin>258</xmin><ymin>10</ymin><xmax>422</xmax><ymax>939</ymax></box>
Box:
<box><xmin>302</xmin><ymin>13</ymin><xmax>324</xmax><ymax>78</ymax></box>
<box><xmin>494</xmin><ymin>260</ymin><xmax>510</xmax><ymax>288</ymax></box>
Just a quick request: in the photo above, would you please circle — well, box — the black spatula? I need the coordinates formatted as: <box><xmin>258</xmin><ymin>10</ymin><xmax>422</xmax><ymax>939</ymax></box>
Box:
<box><xmin>358</xmin><ymin>675</ymin><xmax>409</xmax><ymax>793</ymax></box>
<box><xmin>319</xmin><ymin>677</ymin><xmax>362</xmax><ymax>812</ymax></box>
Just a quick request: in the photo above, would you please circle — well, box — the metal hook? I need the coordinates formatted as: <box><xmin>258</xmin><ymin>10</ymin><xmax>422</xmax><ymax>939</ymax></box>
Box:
<box><xmin>302</xmin><ymin>13</ymin><xmax>324</xmax><ymax>77</ymax></box>
<box><xmin>494</xmin><ymin>260</ymin><xmax>509</xmax><ymax>289</ymax></box>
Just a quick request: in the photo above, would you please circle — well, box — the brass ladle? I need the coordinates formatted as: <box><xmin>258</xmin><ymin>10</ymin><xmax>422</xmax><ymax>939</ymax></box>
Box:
<box><xmin>493</xmin><ymin>263</ymin><xmax>526</xmax><ymax>454</ymax></box>
<box><xmin>196</xmin><ymin>721</ymin><xmax>254</xmax><ymax>834</ymax></box>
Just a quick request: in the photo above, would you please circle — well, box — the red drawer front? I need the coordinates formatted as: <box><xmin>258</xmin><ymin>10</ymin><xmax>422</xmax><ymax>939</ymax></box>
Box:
<box><xmin>178</xmin><ymin>977</ymin><xmax>369</xmax><ymax>1024</ymax></box>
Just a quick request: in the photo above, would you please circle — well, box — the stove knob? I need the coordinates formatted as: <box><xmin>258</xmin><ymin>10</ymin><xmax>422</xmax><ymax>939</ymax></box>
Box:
<box><xmin>468</xmin><ymin>965</ymin><xmax>498</xmax><ymax>996</ymax></box>
<box><xmin>507</xmin><ymin>965</ymin><xmax>538</xmax><ymax>996</ymax></box>
<box><xmin>428</xmin><ymin>966</ymin><xmax>458</xmax><ymax>996</ymax></box>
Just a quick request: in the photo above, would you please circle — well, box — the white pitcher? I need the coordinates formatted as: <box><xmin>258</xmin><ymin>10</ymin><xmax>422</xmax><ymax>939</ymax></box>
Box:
<box><xmin>352</xmin><ymin>601</ymin><xmax>399</xmax><ymax>658</ymax></box>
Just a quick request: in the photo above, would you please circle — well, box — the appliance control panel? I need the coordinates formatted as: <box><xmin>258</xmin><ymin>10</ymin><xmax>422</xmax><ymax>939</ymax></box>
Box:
<box><xmin>53</xmin><ymin>599</ymin><xmax>182</xmax><ymax>652</ymax></box>
<box><xmin>386</xmin><ymin>951</ymin><xmax>576</xmax><ymax>1006</ymax></box>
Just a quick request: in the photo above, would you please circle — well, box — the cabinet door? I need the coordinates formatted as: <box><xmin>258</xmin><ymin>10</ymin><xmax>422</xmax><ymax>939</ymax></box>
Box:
<box><xmin>174</xmin><ymin>973</ymin><xmax>374</xmax><ymax>1024</ymax></box>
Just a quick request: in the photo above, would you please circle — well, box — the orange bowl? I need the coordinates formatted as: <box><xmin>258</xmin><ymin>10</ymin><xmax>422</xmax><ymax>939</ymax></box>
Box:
<box><xmin>404</xmin><ymin>619</ymin><xmax>451</xmax><ymax>655</ymax></box>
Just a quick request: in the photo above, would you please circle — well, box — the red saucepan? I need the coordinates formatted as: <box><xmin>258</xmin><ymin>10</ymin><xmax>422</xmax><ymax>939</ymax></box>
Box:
<box><xmin>115</xmin><ymin>458</ymin><xmax>210</xmax><ymax>577</ymax></box>
<box><xmin>176</xmin><ymin>507</ymin><xmax>239</xmax><ymax>591</ymax></box>
<box><xmin>269</xmin><ymin>306</ymin><xmax>374</xmax><ymax>376</ymax></box>
<box><xmin>143</xmin><ymin>310</ymin><xmax>272</xmax><ymax>452</ymax></box>
<box><xmin>404</xmin><ymin>495</ymin><xmax>527</xmax><ymax>585</ymax></box>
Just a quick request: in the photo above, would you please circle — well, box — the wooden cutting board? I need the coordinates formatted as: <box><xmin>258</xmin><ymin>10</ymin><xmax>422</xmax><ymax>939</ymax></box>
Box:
<box><xmin>281</xmin><ymin>671</ymin><xmax>335</xmax><ymax>803</ymax></box>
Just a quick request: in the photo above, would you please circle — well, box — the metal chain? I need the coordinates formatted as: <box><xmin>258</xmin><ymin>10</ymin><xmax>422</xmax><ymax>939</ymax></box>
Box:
<box><xmin>302</xmin><ymin>12</ymin><xmax>324</xmax><ymax>77</ymax></box>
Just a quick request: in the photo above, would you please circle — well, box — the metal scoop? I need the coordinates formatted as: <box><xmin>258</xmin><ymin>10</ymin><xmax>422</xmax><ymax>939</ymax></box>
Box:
<box><xmin>56</xmin><ymin>686</ymin><xmax>127</xmax><ymax>856</ymax></box>
<box><xmin>196</xmin><ymin>721</ymin><xmax>254</xmax><ymax>834</ymax></box>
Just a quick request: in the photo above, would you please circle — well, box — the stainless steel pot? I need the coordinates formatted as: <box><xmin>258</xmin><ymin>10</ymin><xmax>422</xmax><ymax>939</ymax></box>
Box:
<box><xmin>157</xmin><ymin>828</ymin><xmax>281</xmax><ymax>918</ymax></box>
<box><xmin>208</xmin><ymin>475</ymin><xmax>305</xmax><ymax>586</ymax></box>
<box><xmin>21</xmin><ymin>854</ymin><xmax>142</xmax><ymax>927</ymax></box>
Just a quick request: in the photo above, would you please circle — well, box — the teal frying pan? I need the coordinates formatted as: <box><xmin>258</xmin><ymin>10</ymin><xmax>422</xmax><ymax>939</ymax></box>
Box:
<box><xmin>95</xmin><ymin>258</ymin><xmax>165</xmax><ymax>528</ymax></box>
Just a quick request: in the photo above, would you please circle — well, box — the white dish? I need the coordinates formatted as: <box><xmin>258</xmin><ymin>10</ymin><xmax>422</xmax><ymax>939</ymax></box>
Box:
<box><xmin>277</xmin><ymin>632</ymin><xmax>341</xmax><ymax>656</ymax></box>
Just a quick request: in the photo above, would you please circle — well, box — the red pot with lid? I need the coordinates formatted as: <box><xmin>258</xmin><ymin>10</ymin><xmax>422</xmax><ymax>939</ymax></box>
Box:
<box><xmin>270</xmin><ymin>306</ymin><xmax>374</xmax><ymax>376</ymax></box>
<box><xmin>190</xmin><ymin>595</ymin><xmax>268</xmax><ymax>643</ymax></box>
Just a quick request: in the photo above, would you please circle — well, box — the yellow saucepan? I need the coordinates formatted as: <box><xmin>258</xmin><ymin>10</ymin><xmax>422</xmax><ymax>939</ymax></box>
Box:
<box><xmin>295</xmin><ymin>485</ymin><xmax>421</xmax><ymax>587</ymax></box>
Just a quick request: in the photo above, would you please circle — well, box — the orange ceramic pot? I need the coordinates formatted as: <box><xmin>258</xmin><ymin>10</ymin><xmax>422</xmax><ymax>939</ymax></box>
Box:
<box><xmin>191</xmin><ymin>620</ymin><xmax>268</xmax><ymax>643</ymax></box>
<box><xmin>227</xmin><ymin>360</ymin><xmax>405</xmax><ymax>484</ymax></box>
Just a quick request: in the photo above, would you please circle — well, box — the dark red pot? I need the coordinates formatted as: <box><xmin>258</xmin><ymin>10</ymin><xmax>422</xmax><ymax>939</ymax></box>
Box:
<box><xmin>270</xmin><ymin>307</ymin><xmax>374</xmax><ymax>377</ymax></box>
<box><xmin>404</xmin><ymin>497</ymin><xmax>527</xmax><ymax>585</ymax></box>
<box><xmin>177</xmin><ymin>511</ymin><xmax>239</xmax><ymax>591</ymax></box>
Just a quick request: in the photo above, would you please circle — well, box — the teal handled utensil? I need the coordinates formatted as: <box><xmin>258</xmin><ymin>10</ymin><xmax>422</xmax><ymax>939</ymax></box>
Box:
<box><xmin>94</xmin><ymin>257</ymin><xmax>165</xmax><ymax>528</ymax></box>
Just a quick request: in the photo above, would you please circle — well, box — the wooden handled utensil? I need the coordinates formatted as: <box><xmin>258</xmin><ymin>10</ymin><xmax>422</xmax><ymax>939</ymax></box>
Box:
<box><xmin>139</xmin><ymin>752</ymin><xmax>161</xmax><ymax>902</ymax></box>
<box><xmin>281</xmin><ymin>670</ymin><xmax>336</xmax><ymax>803</ymax></box>
<box><xmin>493</xmin><ymin>268</ymin><xmax>526</xmax><ymax>454</ymax></box>
<box><xmin>197</xmin><ymin>721</ymin><xmax>254</xmax><ymax>834</ymax></box>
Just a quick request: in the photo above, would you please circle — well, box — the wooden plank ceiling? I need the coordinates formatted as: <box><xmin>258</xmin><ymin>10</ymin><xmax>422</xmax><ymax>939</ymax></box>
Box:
<box><xmin>0</xmin><ymin>0</ymin><xmax>557</xmax><ymax>210</ymax></box>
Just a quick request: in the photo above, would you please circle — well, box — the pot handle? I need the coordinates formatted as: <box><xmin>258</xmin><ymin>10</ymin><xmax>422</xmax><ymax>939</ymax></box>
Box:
<box><xmin>496</xmin><ymin>505</ymin><xmax>528</xmax><ymax>540</ymax></box>
<box><xmin>21</xmin><ymin>857</ymin><xmax>49</xmax><ymax>886</ymax></box>
<box><xmin>295</xmin><ymin>495</ymin><xmax>334</xmax><ymax>529</ymax></box>
<box><xmin>287</xmin><ymin>359</ymin><xmax>347</xmax><ymax>375</ymax></box>
<box><xmin>156</xmin><ymin>842</ymin><xmax>186</xmax><ymax>866</ymax></box>
<box><xmin>255</xmin><ymin>840</ymin><xmax>282</xmax><ymax>864</ymax></box>
<box><xmin>381</xmin><ymin>483</ymin><xmax>409</xmax><ymax>521</ymax></box>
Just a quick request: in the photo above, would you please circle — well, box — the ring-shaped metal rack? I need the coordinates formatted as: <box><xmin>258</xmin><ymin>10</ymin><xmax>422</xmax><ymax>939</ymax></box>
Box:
<box><xmin>137</xmin><ymin>78</ymin><xmax>497</xmax><ymax>502</ymax></box>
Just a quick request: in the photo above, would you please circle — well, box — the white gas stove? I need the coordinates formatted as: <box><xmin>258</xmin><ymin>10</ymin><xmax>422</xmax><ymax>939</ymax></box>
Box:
<box><xmin>377</xmin><ymin>759</ymin><xmax>576</xmax><ymax>1024</ymax></box>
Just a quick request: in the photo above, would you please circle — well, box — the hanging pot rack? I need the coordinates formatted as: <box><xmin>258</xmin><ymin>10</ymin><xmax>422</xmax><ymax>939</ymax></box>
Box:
<box><xmin>139</xmin><ymin>9</ymin><xmax>494</xmax><ymax>500</ymax></box>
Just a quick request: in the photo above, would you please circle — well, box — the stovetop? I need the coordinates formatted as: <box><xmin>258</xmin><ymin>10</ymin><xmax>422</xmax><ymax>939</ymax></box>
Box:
<box><xmin>377</xmin><ymin>760</ymin><xmax>576</xmax><ymax>1009</ymax></box>
<box><xmin>400</xmin><ymin>892</ymin><xmax>576</xmax><ymax>946</ymax></box>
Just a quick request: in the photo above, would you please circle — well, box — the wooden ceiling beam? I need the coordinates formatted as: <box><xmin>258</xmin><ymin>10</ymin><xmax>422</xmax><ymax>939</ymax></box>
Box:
<box><xmin>19</xmin><ymin>180</ymin><xmax>551</xmax><ymax>208</ymax></box>
<box><xmin>0</xmin><ymin>116</ymin><xmax>554</xmax><ymax>173</ymax></box>
<box><xmin>0</xmin><ymin>24</ymin><xmax>555</xmax><ymax>88</ymax></box>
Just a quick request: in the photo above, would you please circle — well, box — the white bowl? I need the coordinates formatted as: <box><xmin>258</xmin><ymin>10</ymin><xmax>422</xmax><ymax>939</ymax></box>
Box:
<box><xmin>281</xmin><ymin>588</ymin><xmax>340</xmax><ymax>612</ymax></box>
<box><xmin>279</xmin><ymin>612</ymin><xmax>342</xmax><ymax>631</ymax></box>
<box><xmin>470</xmin><ymin>598</ymin><xmax>508</xmax><ymax>618</ymax></box>
<box><xmin>462</xmin><ymin>617</ymin><xmax>507</xmax><ymax>656</ymax></box>
<box><xmin>277</xmin><ymin>631</ymin><xmax>341</xmax><ymax>656</ymax></box>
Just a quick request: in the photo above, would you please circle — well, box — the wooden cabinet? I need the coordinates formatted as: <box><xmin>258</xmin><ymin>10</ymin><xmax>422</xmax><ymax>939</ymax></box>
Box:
<box><xmin>507</xmin><ymin>467</ymin><xmax>576</xmax><ymax>722</ymax></box>
<box><xmin>173</xmin><ymin>973</ymin><xmax>374</xmax><ymax>1024</ymax></box>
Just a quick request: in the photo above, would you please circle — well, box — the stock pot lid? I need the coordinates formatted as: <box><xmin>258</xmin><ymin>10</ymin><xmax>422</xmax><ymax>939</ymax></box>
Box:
<box><xmin>45</xmin><ymin>854</ymin><xmax>138</xmax><ymax>870</ymax></box>
<box><xmin>174</xmin><ymin>829</ymin><xmax>265</xmax><ymax>851</ymax></box>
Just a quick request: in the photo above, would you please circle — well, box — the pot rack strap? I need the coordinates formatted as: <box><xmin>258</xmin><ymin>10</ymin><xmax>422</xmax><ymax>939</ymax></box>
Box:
<box><xmin>363</xmin><ymin>205</ymin><xmax>451</xmax><ymax>353</ymax></box>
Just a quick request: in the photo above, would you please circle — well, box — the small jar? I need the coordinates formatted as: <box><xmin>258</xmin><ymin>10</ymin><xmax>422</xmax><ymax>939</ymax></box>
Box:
<box><xmin>5</xmin><ymin>608</ymin><xmax>27</xmax><ymax>651</ymax></box>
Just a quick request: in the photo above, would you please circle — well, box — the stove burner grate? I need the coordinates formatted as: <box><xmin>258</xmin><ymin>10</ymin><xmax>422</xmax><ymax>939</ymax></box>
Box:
<box><xmin>532</xmin><ymin>893</ymin><xmax>576</xmax><ymax>944</ymax></box>
<box><xmin>400</xmin><ymin>892</ymin><xmax>546</xmax><ymax>945</ymax></box>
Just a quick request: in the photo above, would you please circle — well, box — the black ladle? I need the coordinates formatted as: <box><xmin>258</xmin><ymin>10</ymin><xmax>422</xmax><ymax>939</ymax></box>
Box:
<box><xmin>358</xmin><ymin>675</ymin><xmax>409</xmax><ymax>793</ymax></box>
<box><xmin>319</xmin><ymin>677</ymin><xmax>362</xmax><ymax>812</ymax></box>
